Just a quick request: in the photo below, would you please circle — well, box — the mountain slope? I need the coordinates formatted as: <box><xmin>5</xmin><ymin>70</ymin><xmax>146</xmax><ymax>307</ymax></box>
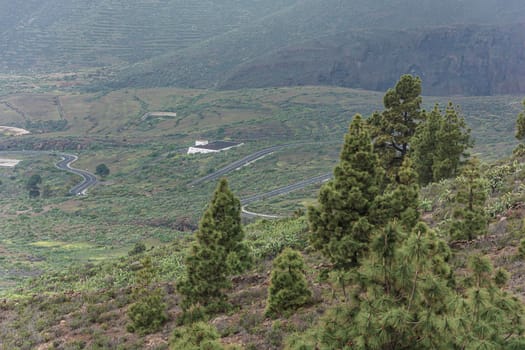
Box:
<box><xmin>0</xmin><ymin>0</ymin><xmax>296</xmax><ymax>71</ymax></box>
<box><xmin>1</xmin><ymin>0</ymin><xmax>525</xmax><ymax>95</ymax></box>
<box><xmin>219</xmin><ymin>24</ymin><xmax>525</xmax><ymax>96</ymax></box>
<box><xmin>102</xmin><ymin>0</ymin><xmax>525</xmax><ymax>95</ymax></box>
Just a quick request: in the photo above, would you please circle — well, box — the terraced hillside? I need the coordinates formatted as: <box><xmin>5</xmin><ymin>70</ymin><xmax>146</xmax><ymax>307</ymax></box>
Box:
<box><xmin>0</xmin><ymin>0</ymin><xmax>293</xmax><ymax>71</ymax></box>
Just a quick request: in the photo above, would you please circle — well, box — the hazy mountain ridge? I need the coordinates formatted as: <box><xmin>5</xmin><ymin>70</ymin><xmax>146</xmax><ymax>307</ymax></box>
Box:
<box><xmin>1</xmin><ymin>0</ymin><xmax>525</xmax><ymax>94</ymax></box>
<box><xmin>101</xmin><ymin>0</ymin><xmax>525</xmax><ymax>95</ymax></box>
<box><xmin>220</xmin><ymin>24</ymin><xmax>525</xmax><ymax>96</ymax></box>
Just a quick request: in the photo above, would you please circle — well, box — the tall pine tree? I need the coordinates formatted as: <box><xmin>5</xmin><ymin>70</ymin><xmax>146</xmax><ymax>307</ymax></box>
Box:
<box><xmin>177</xmin><ymin>178</ymin><xmax>249</xmax><ymax>314</ymax></box>
<box><xmin>368</xmin><ymin>74</ymin><xmax>424</xmax><ymax>178</ymax></box>
<box><xmin>371</xmin><ymin>156</ymin><xmax>420</xmax><ymax>231</ymax></box>
<box><xmin>308</xmin><ymin>115</ymin><xmax>383</xmax><ymax>270</ymax></box>
<box><xmin>432</xmin><ymin>102</ymin><xmax>471</xmax><ymax>181</ymax></box>
<box><xmin>411</xmin><ymin>105</ymin><xmax>442</xmax><ymax>185</ymax></box>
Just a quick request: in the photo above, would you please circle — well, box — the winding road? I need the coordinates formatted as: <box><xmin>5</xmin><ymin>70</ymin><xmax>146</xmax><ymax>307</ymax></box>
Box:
<box><xmin>54</xmin><ymin>153</ymin><xmax>98</xmax><ymax>195</ymax></box>
<box><xmin>0</xmin><ymin>151</ymin><xmax>98</xmax><ymax>196</ymax></box>
<box><xmin>3</xmin><ymin>143</ymin><xmax>331</xmax><ymax>216</ymax></box>
<box><xmin>240</xmin><ymin>172</ymin><xmax>332</xmax><ymax>206</ymax></box>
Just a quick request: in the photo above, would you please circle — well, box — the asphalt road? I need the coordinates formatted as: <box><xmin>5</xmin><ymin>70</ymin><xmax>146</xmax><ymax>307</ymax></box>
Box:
<box><xmin>54</xmin><ymin>153</ymin><xmax>98</xmax><ymax>195</ymax></box>
<box><xmin>0</xmin><ymin>151</ymin><xmax>98</xmax><ymax>196</ymax></box>
<box><xmin>184</xmin><ymin>143</ymin><xmax>335</xmax><ymax>217</ymax></box>
<box><xmin>188</xmin><ymin>145</ymin><xmax>286</xmax><ymax>186</ymax></box>
<box><xmin>240</xmin><ymin>172</ymin><xmax>332</xmax><ymax>206</ymax></box>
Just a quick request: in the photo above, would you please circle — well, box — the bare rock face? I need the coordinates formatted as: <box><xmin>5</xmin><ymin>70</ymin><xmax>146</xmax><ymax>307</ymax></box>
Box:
<box><xmin>220</xmin><ymin>24</ymin><xmax>525</xmax><ymax>96</ymax></box>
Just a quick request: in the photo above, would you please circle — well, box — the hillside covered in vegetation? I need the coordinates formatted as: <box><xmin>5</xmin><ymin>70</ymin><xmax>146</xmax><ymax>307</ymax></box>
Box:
<box><xmin>1</xmin><ymin>74</ymin><xmax>525</xmax><ymax>349</ymax></box>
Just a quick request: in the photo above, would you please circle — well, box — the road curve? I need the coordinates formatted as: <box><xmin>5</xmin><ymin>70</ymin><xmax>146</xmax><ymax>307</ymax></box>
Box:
<box><xmin>0</xmin><ymin>150</ymin><xmax>97</xmax><ymax>196</ymax></box>
<box><xmin>54</xmin><ymin>153</ymin><xmax>98</xmax><ymax>195</ymax></box>
<box><xmin>240</xmin><ymin>172</ymin><xmax>332</xmax><ymax>218</ymax></box>
<box><xmin>240</xmin><ymin>172</ymin><xmax>332</xmax><ymax>206</ymax></box>
<box><xmin>241</xmin><ymin>206</ymin><xmax>284</xmax><ymax>219</ymax></box>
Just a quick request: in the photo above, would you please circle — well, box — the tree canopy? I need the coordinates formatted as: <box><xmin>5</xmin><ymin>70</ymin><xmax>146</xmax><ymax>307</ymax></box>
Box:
<box><xmin>308</xmin><ymin>115</ymin><xmax>383</xmax><ymax>270</ymax></box>
<box><xmin>95</xmin><ymin>163</ymin><xmax>110</xmax><ymax>177</ymax></box>
<box><xmin>266</xmin><ymin>248</ymin><xmax>311</xmax><ymax>318</ymax></box>
<box><xmin>411</xmin><ymin>103</ymin><xmax>472</xmax><ymax>185</ymax></box>
<box><xmin>368</xmin><ymin>74</ymin><xmax>424</xmax><ymax>178</ymax></box>
<box><xmin>302</xmin><ymin>87</ymin><xmax>524</xmax><ymax>348</ymax></box>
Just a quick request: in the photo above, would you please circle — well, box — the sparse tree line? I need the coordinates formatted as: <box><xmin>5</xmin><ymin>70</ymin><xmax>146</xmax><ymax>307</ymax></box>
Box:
<box><xmin>125</xmin><ymin>75</ymin><xmax>525</xmax><ymax>349</ymax></box>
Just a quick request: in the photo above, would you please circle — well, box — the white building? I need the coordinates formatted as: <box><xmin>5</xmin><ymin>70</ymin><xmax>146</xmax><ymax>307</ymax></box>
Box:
<box><xmin>187</xmin><ymin>140</ymin><xmax>242</xmax><ymax>154</ymax></box>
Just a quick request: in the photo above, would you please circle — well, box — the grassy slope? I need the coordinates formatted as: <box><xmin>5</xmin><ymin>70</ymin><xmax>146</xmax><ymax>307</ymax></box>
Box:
<box><xmin>0</xmin><ymin>85</ymin><xmax>520</xmax><ymax>291</ymax></box>
<box><xmin>3</xmin><ymin>159</ymin><xmax>525</xmax><ymax>349</ymax></box>
<box><xmin>1</xmin><ymin>0</ymin><xmax>525</xmax><ymax>96</ymax></box>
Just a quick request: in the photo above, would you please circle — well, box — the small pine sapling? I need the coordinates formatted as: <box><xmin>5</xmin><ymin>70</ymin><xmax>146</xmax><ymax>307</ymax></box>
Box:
<box><xmin>266</xmin><ymin>248</ymin><xmax>311</xmax><ymax>318</ymax></box>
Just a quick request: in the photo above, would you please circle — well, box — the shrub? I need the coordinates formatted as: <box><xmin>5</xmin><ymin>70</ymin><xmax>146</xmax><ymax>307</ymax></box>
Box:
<box><xmin>170</xmin><ymin>322</ymin><xmax>224</xmax><ymax>350</ymax></box>
<box><xmin>127</xmin><ymin>257</ymin><xmax>168</xmax><ymax>334</ymax></box>
<box><xmin>266</xmin><ymin>248</ymin><xmax>311</xmax><ymax>318</ymax></box>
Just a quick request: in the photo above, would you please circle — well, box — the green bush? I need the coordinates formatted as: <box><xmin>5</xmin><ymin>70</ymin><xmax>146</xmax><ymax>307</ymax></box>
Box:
<box><xmin>127</xmin><ymin>290</ymin><xmax>168</xmax><ymax>335</ymax></box>
<box><xmin>95</xmin><ymin>163</ymin><xmax>110</xmax><ymax>177</ymax></box>
<box><xmin>519</xmin><ymin>239</ymin><xmax>525</xmax><ymax>257</ymax></box>
<box><xmin>170</xmin><ymin>322</ymin><xmax>224</xmax><ymax>350</ymax></box>
<box><xmin>266</xmin><ymin>248</ymin><xmax>311</xmax><ymax>318</ymax></box>
<box><xmin>127</xmin><ymin>257</ymin><xmax>168</xmax><ymax>334</ymax></box>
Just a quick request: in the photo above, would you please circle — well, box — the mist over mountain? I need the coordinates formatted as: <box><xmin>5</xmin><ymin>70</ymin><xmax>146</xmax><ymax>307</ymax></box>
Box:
<box><xmin>1</xmin><ymin>0</ymin><xmax>524</xmax><ymax>95</ymax></box>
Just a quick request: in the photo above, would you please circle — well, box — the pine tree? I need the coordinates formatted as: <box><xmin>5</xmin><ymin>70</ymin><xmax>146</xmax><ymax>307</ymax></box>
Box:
<box><xmin>368</xmin><ymin>74</ymin><xmax>424</xmax><ymax>178</ymax></box>
<box><xmin>308</xmin><ymin>115</ymin><xmax>383</xmax><ymax>270</ymax></box>
<box><xmin>170</xmin><ymin>322</ymin><xmax>226</xmax><ymax>350</ymax></box>
<box><xmin>266</xmin><ymin>248</ymin><xmax>311</xmax><ymax>318</ymax></box>
<box><xmin>449</xmin><ymin>158</ymin><xmax>488</xmax><ymax>240</ymax></box>
<box><xmin>204</xmin><ymin>178</ymin><xmax>251</xmax><ymax>274</ymax></box>
<box><xmin>371</xmin><ymin>156</ymin><xmax>420</xmax><ymax>231</ymax></box>
<box><xmin>452</xmin><ymin>255</ymin><xmax>525</xmax><ymax>349</ymax></box>
<box><xmin>306</xmin><ymin>223</ymin><xmax>525</xmax><ymax>350</ymax></box>
<box><xmin>317</xmin><ymin>222</ymin><xmax>457</xmax><ymax>349</ymax></box>
<box><xmin>298</xmin><ymin>102</ymin><xmax>525</xmax><ymax>349</ymax></box>
<box><xmin>177</xmin><ymin>178</ymin><xmax>250</xmax><ymax>314</ymax></box>
<box><xmin>432</xmin><ymin>102</ymin><xmax>471</xmax><ymax>182</ymax></box>
<box><xmin>411</xmin><ymin>103</ymin><xmax>471</xmax><ymax>185</ymax></box>
<box><xmin>127</xmin><ymin>256</ymin><xmax>168</xmax><ymax>335</ymax></box>
<box><xmin>26</xmin><ymin>174</ymin><xmax>42</xmax><ymax>198</ymax></box>
<box><xmin>411</xmin><ymin>105</ymin><xmax>442</xmax><ymax>185</ymax></box>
